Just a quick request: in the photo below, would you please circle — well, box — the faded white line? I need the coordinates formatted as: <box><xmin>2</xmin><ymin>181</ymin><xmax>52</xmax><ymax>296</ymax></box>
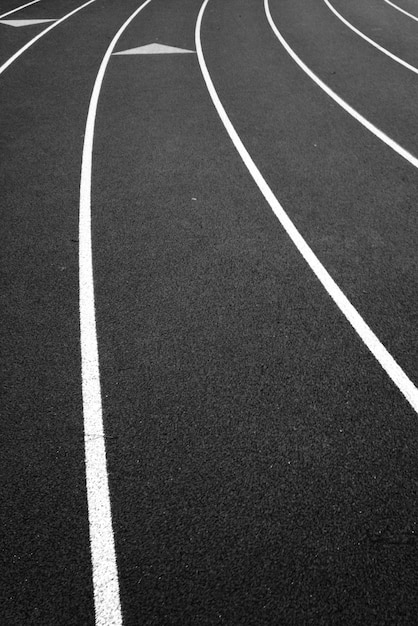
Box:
<box><xmin>0</xmin><ymin>0</ymin><xmax>95</xmax><ymax>77</ymax></box>
<box><xmin>0</xmin><ymin>0</ymin><xmax>41</xmax><ymax>20</ymax></box>
<box><xmin>322</xmin><ymin>0</ymin><xmax>418</xmax><ymax>75</ymax></box>
<box><xmin>384</xmin><ymin>0</ymin><xmax>418</xmax><ymax>22</ymax></box>
<box><xmin>195</xmin><ymin>0</ymin><xmax>418</xmax><ymax>414</ymax></box>
<box><xmin>79</xmin><ymin>0</ymin><xmax>154</xmax><ymax>624</ymax></box>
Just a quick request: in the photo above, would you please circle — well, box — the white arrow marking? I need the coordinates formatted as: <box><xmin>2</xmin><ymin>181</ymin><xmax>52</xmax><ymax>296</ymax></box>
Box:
<box><xmin>113</xmin><ymin>42</ymin><xmax>195</xmax><ymax>55</ymax></box>
<box><xmin>0</xmin><ymin>18</ymin><xmax>55</xmax><ymax>27</ymax></box>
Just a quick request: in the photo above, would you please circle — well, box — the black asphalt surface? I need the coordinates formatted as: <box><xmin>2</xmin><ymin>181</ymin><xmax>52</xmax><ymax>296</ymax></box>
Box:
<box><xmin>2</xmin><ymin>0</ymin><xmax>418</xmax><ymax>623</ymax></box>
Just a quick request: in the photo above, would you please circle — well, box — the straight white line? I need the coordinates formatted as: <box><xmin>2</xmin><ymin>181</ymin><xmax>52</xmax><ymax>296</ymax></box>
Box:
<box><xmin>79</xmin><ymin>1</ymin><xmax>154</xmax><ymax>624</ymax></box>
<box><xmin>384</xmin><ymin>0</ymin><xmax>418</xmax><ymax>22</ymax></box>
<box><xmin>195</xmin><ymin>0</ymin><xmax>418</xmax><ymax>415</ymax></box>
<box><xmin>323</xmin><ymin>0</ymin><xmax>418</xmax><ymax>75</ymax></box>
<box><xmin>0</xmin><ymin>0</ymin><xmax>96</xmax><ymax>77</ymax></box>
<box><xmin>0</xmin><ymin>0</ymin><xmax>41</xmax><ymax>20</ymax></box>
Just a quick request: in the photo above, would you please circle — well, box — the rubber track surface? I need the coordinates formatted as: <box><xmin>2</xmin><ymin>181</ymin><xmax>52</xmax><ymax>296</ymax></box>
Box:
<box><xmin>2</xmin><ymin>0</ymin><xmax>418</xmax><ymax>623</ymax></box>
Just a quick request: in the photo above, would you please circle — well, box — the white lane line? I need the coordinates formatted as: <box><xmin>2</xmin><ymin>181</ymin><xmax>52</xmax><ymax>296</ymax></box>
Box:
<box><xmin>384</xmin><ymin>0</ymin><xmax>418</xmax><ymax>22</ymax></box>
<box><xmin>79</xmin><ymin>0</ymin><xmax>154</xmax><ymax>624</ymax></box>
<box><xmin>0</xmin><ymin>0</ymin><xmax>96</xmax><ymax>77</ymax></box>
<box><xmin>195</xmin><ymin>0</ymin><xmax>418</xmax><ymax>415</ymax></box>
<box><xmin>322</xmin><ymin>0</ymin><xmax>418</xmax><ymax>75</ymax></box>
<box><xmin>264</xmin><ymin>1</ymin><xmax>418</xmax><ymax>169</ymax></box>
<box><xmin>0</xmin><ymin>0</ymin><xmax>41</xmax><ymax>20</ymax></box>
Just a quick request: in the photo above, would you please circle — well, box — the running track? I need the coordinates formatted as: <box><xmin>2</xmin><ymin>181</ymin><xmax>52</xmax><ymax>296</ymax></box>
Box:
<box><xmin>2</xmin><ymin>0</ymin><xmax>418</xmax><ymax>623</ymax></box>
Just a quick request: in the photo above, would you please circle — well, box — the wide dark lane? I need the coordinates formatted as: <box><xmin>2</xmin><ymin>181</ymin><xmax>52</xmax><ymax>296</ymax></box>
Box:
<box><xmin>210</xmin><ymin>0</ymin><xmax>418</xmax><ymax>390</ymax></box>
<box><xmin>0</xmin><ymin>1</ymin><xmax>150</xmax><ymax>623</ymax></box>
<box><xmin>91</xmin><ymin>0</ymin><xmax>418</xmax><ymax>623</ymax></box>
<box><xmin>323</xmin><ymin>0</ymin><xmax>418</xmax><ymax>70</ymax></box>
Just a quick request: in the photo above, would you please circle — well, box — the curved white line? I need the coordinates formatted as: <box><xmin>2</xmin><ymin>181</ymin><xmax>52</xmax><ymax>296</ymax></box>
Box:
<box><xmin>264</xmin><ymin>0</ymin><xmax>418</xmax><ymax>170</ymax></box>
<box><xmin>0</xmin><ymin>0</ymin><xmax>96</xmax><ymax>77</ymax></box>
<box><xmin>195</xmin><ymin>0</ymin><xmax>418</xmax><ymax>414</ymax></box>
<box><xmin>0</xmin><ymin>0</ymin><xmax>41</xmax><ymax>20</ymax></box>
<box><xmin>79</xmin><ymin>0</ymin><xmax>154</xmax><ymax>623</ymax></box>
<box><xmin>322</xmin><ymin>0</ymin><xmax>418</xmax><ymax>75</ymax></box>
<box><xmin>384</xmin><ymin>0</ymin><xmax>418</xmax><ymax>23</ymax></box>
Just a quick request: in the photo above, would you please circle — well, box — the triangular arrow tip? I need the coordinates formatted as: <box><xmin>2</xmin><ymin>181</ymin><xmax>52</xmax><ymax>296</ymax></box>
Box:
<box><xmin>113</xmin><ymin>42</ymin><xmax>195</xmax><ymax>55</ymax></box>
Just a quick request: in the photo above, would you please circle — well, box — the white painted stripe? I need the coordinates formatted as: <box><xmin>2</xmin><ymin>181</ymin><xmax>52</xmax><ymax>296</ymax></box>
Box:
<box><xmin>322</xmin><ymin>0</ymin><xmax>418</xmax><ymax>75</ymax></box>
<box><xmin>0</xmin><ymin>19</ymin><xmax>56</xmax><ymax>27</ymax></box>
<box><xmin>384</xmin><ymin>0</ymin><xmax>418</xmax><ymax>22</ymax></box>
<box><xmin>0</xmin><ymin>0</ymin><xmax>96</xmax><ymax>77</ymax></box>
<box><xmin>79</xmin><ymin>1</ymin><xmax>154</xmax><ymax>624</ymax></box>
<box><xmin>0</xmin><ymin>0</ymin><xmax>41</xmax><ymax>20</ymax></box>
<box><xmin>264</xmin><ymin>0</ymin><xmax>418</xmax><ymax>170</ymax></box>
<box><xmin>195</xmin><ymin>0</ymin><xmax>418</xmax><ymax>414</ymax></box>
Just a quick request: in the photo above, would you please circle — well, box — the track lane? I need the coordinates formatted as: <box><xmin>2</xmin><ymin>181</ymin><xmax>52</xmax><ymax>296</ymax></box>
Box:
<box><xmin>198</xmin><ymin>0</ymin><xmax>418</xmax><ymax>415</ymax></box>
<box><xmin>322</xmin><ymin>0</ymin><xmax>418</xmax><ymax>75</ymax></box>
<box><xmin>0</xmin><ymin>0</ymin><xmax>37</xmax><ymax>15</ymax></box>
<box><xmin>330</xmin><ymin>0</ymin><xmax>418</xmax><ymax>70</ymax></box>
<box><xmin>0</xmin><ymin>0</ymin><xmax>42</xmax><ymax>20</ymax></box>
<box><xmin>385</xmin><ymin>0</ymin><xmax>418</xmax><ymax>22</ymax></box>
<box><xmin>3</xmin><ymin>0</ymin><xmax>418</xmax><ymax>622</ymax></box>
<box><xmin>253</xmin><ymin>0</ymin><xmax>418</xmax><ymax>385</ymax></box>
<box><xmin>0</xmin><ymin>2</ymin><xmax>157</xmax><ymax>622</ymax></box>
<box><xmin>196</xmin><ymin>0</ymin><xmax>418</xmax><ymax>619</ymax></box>
<box><xmin>265</xmin><ymin>0</ymin><xmax>418</xmax><ymax>159</ymax></box>
<box><xmin>265</xmin><ymin>0</ymin><xmax>418</xmax><ymax>173</ymax></box>
<box><xmin>0</xmin><ymin>0</ymin><xmax>97</xmax><ymax>76</ymax></box>
<box><xmin>0</xmin><ymin>0</ymin><xmax>93</xmax><ymax>66</ymax></box>
<box><xmin>0</xmin><ymin>0</ymin><xmax>89</xmax><ymax>65</ymax></box>
<box><xmin>88</xmin><ymin>0</ymin><xmax>418</xmax><ymax>622</ymax></box>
